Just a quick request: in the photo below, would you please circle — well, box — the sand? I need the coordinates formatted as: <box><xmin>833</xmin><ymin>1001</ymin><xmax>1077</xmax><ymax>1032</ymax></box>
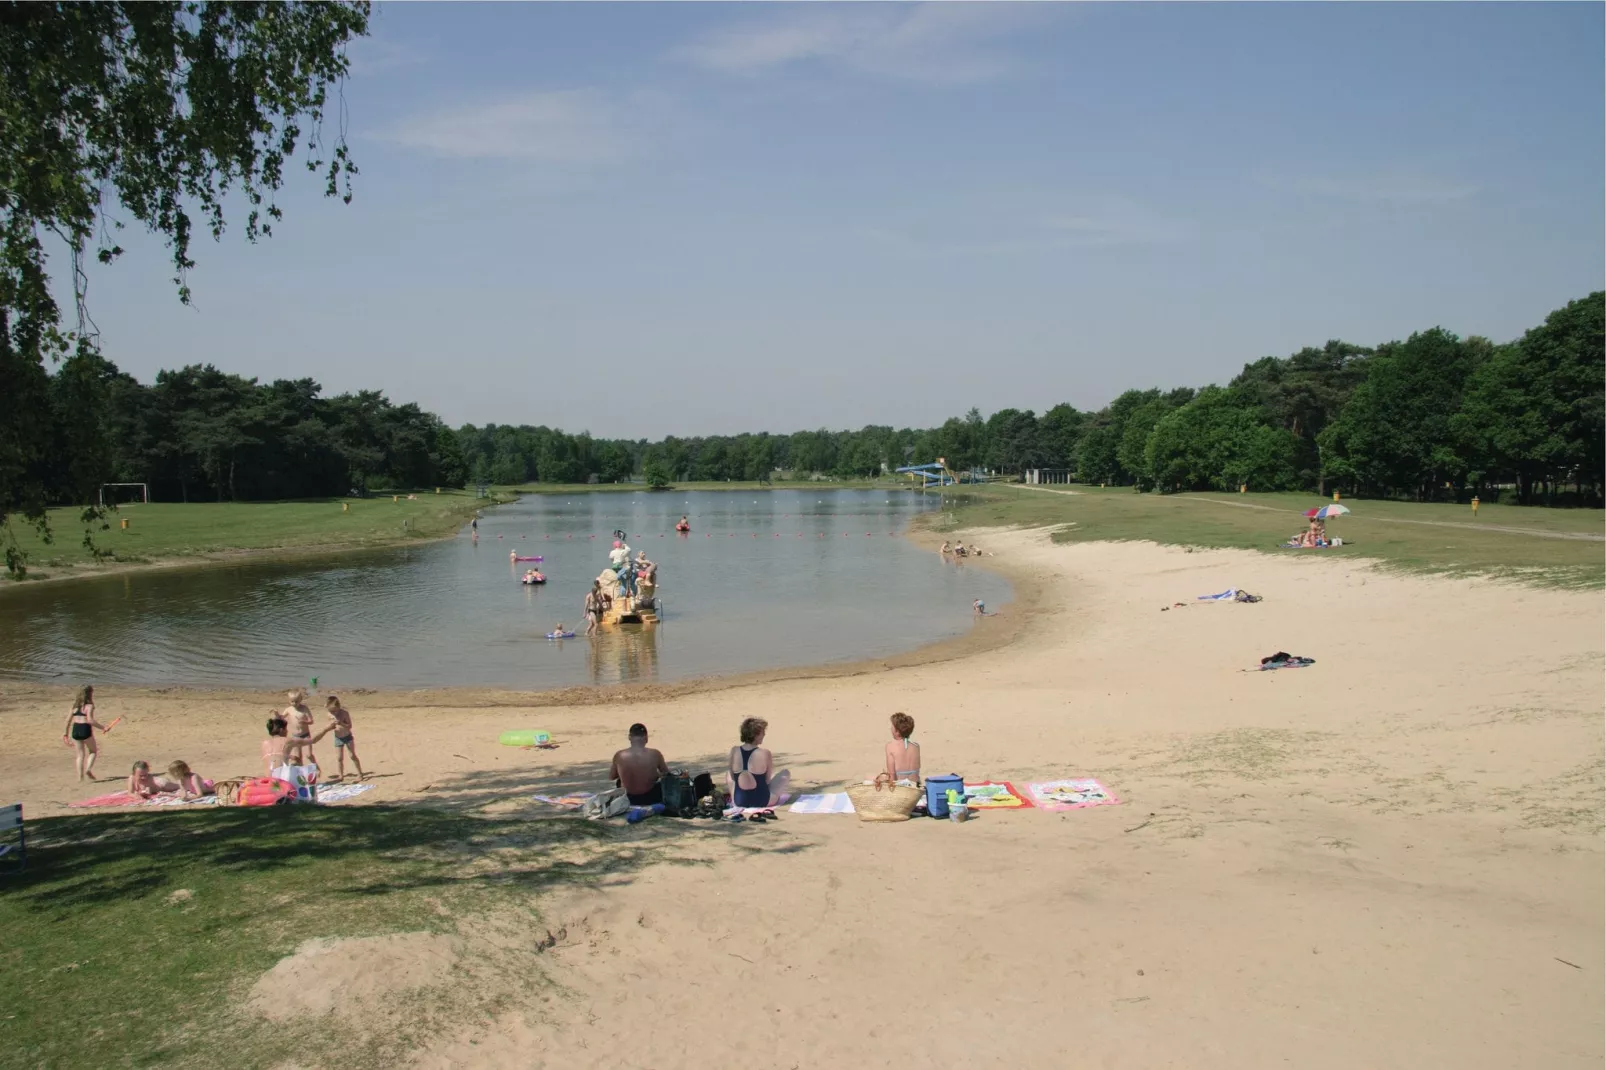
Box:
<box><xmin>3</xmin><ymin>532</ymin><xmax>1602</xmax><ymax>1067</ymax></box>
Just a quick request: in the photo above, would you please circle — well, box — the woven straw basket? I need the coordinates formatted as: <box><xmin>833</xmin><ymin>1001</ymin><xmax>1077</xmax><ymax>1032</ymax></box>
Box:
<box><xmin>845</xmin><ymin>774</ymin><xmax>923</xmax><ymax>823</ymax></box>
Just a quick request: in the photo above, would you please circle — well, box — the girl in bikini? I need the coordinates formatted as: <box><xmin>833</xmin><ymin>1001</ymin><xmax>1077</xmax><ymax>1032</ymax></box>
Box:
<box><xmin>128</xmin><ymin>760</ymin><xmax>179</xmax><ymax>797</ymax></box>
<box><xmin>884</xmin><ymin>712</ymin><xmax>921</xmax><ymax>785</ymax></box>
<box><xmin>282</xmin><ymin>689</ymin><xmax>318</xmax><ymax>767</ymax></box>
<box><xmin>62</xmin><ymin>685</ymin><xmax>108</xmax><ymax>781</ymax></box>
<box><xmin>168</xmin><ymin>760</ymin><xmax>215</xmax><ymax>800</ymax></box>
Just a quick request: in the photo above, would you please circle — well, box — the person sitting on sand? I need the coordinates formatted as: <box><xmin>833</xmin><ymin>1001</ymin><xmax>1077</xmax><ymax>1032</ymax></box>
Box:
<box><xmin>168</xmin><ymin>760</ymin><xmax>214</xmax><ymax>800</ymax></box>
<box><xmin>884</xmin><ymin>712</ymin><xmax>921</xmax><ymax>785</ymax></box>
<box><xmin>953</xmin><ymin>542</ymin><xmax>968</xmax><ymax>557</ymax></box>
<box><xmin>128</xmin><ymin>760</ymin><xmax>178</xmax><ymax>798</ymax></box>
<box><xmin>729</xmin><ymin>717</ymin><xmax>790</xmax><ymax>809</ymax></box>
<box><xmin>940</xmin><ymin>540</ymin><xmax>952</xmax><ymax>556</ymax></box>
<box><xmin>282</xmin><ymin>689</ymin><xmax>318</xmax><ymax>767</ymax></box>
<box><xmin>263</xmin><ymin>713</ymin><xmax>290</xmax><ymax>773</ymax></box>
<box><xmin>610</xmin><ymin>723</ymin><xmax>671</xmax><ymax>805</ymax></box>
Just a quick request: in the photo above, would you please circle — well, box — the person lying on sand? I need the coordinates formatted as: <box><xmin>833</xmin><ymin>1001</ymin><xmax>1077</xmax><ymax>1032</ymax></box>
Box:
<box><xmin>128</xmin><ymin>760</ymin><xmax>178</xmax><ymax>798</ymax></box>
<box><xmin>884</xmin><ymin>712</ymin><xmax>921</xmax><ymax>785</ymax></box>
<box><xmin>730</xmin><ymin>717</ymin><xmax>790</xmax><ymax>809</ymax></box>
<box><xmin>611</xmin><ymin>723</ymin><xmax>672</xmax><ymax>806</ymax></box>
<box><xmin>168</xmin><ymin>760</ymin><xmax>214</xmax><ymax>800</ymax></box>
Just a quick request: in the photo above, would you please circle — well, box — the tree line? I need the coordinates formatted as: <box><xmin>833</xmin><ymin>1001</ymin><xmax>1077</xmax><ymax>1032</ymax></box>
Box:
<box><xmin>20</xmin><ymin>291</ymin><xmax>1603</xmax><ymax>514</ymax></box>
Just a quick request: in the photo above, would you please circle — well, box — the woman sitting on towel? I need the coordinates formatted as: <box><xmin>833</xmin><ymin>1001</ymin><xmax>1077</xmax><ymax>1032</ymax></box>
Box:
<box><xmin>729</xmin><ymin>717</ymin><xmax>790</xmax><ymax>809</ymax></box>
<box><xmin>884</xmin><ymin>712</ymin><xmax>920</xmax><ymax>785</ymax></box>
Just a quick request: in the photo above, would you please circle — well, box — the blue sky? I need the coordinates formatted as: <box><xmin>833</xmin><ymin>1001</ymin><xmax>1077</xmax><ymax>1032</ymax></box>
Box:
<box><xmin>71</xmin><ymin>2</ymin><xmax>1604</xmax><ymax>437</ymax></box>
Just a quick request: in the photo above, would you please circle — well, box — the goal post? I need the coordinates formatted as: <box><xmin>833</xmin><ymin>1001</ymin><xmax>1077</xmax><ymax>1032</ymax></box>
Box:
<box><xmin>99</xmin><ymin>483</ymin><xmax>149</xmax><ymax>507</ymax></box>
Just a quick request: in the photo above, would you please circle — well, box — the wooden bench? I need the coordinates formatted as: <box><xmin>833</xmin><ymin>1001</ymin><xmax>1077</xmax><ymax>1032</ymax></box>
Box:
<box><xmin>0</xmin><ymin>803</ymin><xmax>23</xmax><ymax>872</ymax></box>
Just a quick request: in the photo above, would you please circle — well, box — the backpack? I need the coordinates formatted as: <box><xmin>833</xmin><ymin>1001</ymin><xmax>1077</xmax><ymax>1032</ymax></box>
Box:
<box><xmin>583</xmin><ymin>786</ymin><xmax>630</xmax><ymax>820</ymax></box>
<box><xmin>658</xmin><ymin>773</ymin><xmax>696</xmax><ymax>817</ymax></box>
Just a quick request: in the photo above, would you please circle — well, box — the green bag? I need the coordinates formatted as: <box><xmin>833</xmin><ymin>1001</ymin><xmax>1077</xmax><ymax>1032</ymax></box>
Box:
<box><xmin>658</xmin><ymin>773</ymin><xmax>696</xmax><ymax>817</ymax></box>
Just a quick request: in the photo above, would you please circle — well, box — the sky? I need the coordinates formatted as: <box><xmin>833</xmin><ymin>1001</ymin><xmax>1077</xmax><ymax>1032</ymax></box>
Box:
<box><xmin>67</xmin><ymin>2</ymin><xmax>1606</xmax><ymax>438</ymax></box>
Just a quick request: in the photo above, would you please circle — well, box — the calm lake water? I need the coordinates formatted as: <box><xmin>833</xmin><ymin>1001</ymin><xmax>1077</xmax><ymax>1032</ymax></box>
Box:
<box><xmin>0</xmin><ymin>490</ymin><xmax>1010</xmax><ymax>690</ymax></box>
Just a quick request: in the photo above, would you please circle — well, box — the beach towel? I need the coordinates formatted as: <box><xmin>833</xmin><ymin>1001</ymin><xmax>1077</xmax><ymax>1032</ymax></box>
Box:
<box><xmin>789</xmin><ymin>792</ymin><xmax>855</xmax><ymax>815</ymax></box>
<box><xmin>311</xmin><ymin>782</ymin><xmax>374</xmax><ymax>804</ymax></box>
<box><xmin>68</xmin><ymin>791</ymin><xmax>217</xmax><ymax>808</ymax></box>
<box><xmin>959</xmin><ymin>782</ymin><xmax>1032</xmax><ymax>809</ymax></box>
<box><xmin>1026</xmin><ymin>779</ymin><xmax>1121</xmax><ymax>811</ymax></box>
<box><xmin>1198</xmin><ymin>588</ymin><xmax>1237</xmax><ymax>601</ymax></box>
<box><xmin>68</xmin><ymin>791</ymin><xmax>147</xmax><ymax>808</ymax></box>
<box><xmin>532</xmin><ymin>792</ymin><xmax>596</xmax><ymax>810</ymax></box>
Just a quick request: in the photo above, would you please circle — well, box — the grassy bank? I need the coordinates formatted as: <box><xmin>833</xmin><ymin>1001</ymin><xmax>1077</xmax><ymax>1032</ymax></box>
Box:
<box><xmin>936</xmin><ymin>485</ymin><xmax>1604</xmax><ymax>589</ymax></box>
<box><xmin>0</xmin><ymin>806</ymin><xmax>654</xmax><ymax>1069</ymax></box>
<box><xmin>511</xmin><ymin>478</ymin><xmax>903</xmax><ymax>494</ymax></box>
<box><xmin>2</xmin><ymin>490</ymin><xmax>505</xmax><ymax>583</ymax></box>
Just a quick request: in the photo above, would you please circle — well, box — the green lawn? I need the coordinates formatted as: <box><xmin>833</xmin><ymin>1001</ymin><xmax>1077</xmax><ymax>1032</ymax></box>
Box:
<box><xmin>935</xmin><ymin>485</ymin><xmax>1605</xmax><ymax>589</ymax></box>
<box><xmin>2</xmin><ymin>490</ymin><xmax>505</xmax><ymax>581</ymax></box>
<box><xmin>0</xmin><ymin>806</ymin><xmax>661</xmax><ymax>1069</ymax></box>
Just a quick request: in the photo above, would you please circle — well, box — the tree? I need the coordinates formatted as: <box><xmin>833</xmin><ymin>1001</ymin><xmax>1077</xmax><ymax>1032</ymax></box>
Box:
<box><xmin>642</xmin><ymin>458</ymin><xmax>672</xmax><ymax>489</ymax></box>
<box><xmin>0</xmin><ymin>1</ymin><xmax>370</xmax><ymax>573</ymax></box>
<box><xmin>1145</xmin><ymin>387</ymin><xmax>1299</xmax><ymax>493</ymax></box>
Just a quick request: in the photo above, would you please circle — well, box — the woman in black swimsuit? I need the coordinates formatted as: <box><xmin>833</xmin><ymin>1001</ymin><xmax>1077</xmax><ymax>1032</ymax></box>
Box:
<box><xmin>61</xmin><ymin>684</ymin><xmax>108</xmax><ymax>781</ymax></box>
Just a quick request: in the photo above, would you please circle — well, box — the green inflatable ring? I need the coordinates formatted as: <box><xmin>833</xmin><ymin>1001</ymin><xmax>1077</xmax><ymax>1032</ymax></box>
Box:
<box><xmin>499</xmin><ymin>730</ymin><xmax>551</xmax><ymax>747</ymax></box>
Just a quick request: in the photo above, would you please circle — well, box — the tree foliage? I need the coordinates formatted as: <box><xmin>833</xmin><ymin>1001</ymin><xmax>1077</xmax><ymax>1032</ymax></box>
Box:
<box><xmin>0</xmin><ymin>1</ymin><xmax>369</xmax><ymax>572</ymax></box>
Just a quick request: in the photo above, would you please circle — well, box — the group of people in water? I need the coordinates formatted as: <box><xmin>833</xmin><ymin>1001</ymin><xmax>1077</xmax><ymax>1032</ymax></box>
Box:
<box><xmin>939</xmin><ymin>540</ymin><xmax>986</xmax><ymax>558</ymax></box>
<box><xmin>607</xmin><ymin>711</ymin><xmax>921</xmax><ymax>812</ymax></box>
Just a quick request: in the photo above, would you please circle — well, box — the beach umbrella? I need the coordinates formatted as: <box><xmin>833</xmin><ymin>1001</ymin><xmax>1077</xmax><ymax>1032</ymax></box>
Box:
<box><xmin>1304</xmin><ymin>504</ymin><xmax>1350</xmax><ymax>519</ymax></box>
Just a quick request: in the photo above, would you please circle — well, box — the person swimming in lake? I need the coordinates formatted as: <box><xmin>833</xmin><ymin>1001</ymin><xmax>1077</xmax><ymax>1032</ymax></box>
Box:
<box><xmin>62</xmin><ymin>684</ymin><xmax>108</xmax><ymax>781</ymax></box>
<box><xmin>729</xmin><ymin>717</ymin><xmax>790</xmax><ymax>810</ymax></box>
<box><xmin>884</xmin><ymin>712</ymin><xmax>921</xmax><ymax>785</ymax></box>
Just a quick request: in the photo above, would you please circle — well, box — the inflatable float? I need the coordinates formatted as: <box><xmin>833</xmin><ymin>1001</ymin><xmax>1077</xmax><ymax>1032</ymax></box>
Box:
<box><xmin>545</xmin><ymin>631</ymin><xmax>575</xmax><ymax>640</ymax></box>
<box><xmin>521</xmin><ymin>575</ymin><xmax>546</xmax><ymax>585</ymax></box>
<box><xmin>511</xmin><ymin>554</ymin><xmax>544</xmax><ymax>562</ymax></box>
<box><xmin>499</xmin><ymin>729</ymin><xmax>552</xmax><ymax>747</ymax></box>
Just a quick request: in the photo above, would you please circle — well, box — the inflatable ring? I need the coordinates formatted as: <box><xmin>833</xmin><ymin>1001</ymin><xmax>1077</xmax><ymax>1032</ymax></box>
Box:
<box><xmin>545</xmin><ymin>631</ymin><xmax>575</xmax><ymax>640</ymax></box>
<box><xmin>499</xmin><ymin>730</ymin><xmax>552</xmax><ymax>747</ymax></box>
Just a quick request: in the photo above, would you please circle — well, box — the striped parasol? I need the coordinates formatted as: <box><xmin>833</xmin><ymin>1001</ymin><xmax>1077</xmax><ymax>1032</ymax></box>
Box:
<box><xmin>1304</xmin><ymin>504</ymin><xmax>1350</xmax><ymax>519</ymax></box>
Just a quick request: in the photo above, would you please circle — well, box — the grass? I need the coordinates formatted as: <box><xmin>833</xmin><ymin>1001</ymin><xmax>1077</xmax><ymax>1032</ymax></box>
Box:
<box><xmin>0</xmin><ymin>805</ymin><xmax>669</xmax><ymax>1069</ymax></box>
<box><xmin>2</xmin><ymin>490</ymin><xmax>506</xmax><ymax>581</ymax></box>
<box><xmin>932</xmin><ymin>484</ymin><xmax>1605</xmax><ymax>589</ymax></box>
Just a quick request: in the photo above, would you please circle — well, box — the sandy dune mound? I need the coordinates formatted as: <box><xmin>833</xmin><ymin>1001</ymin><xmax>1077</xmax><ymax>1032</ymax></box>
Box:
<box><xmin>250</xmin><ymin>931</ymin><xmax>463</xmax><ymax>1022</ymax></box>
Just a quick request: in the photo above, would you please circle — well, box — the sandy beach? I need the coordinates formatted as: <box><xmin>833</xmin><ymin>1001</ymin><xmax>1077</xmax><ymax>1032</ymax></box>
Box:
<box><xmin>3</xmin><ymin>531</ymin><xmax>1601</xmax><ymax>1068</ymax></box>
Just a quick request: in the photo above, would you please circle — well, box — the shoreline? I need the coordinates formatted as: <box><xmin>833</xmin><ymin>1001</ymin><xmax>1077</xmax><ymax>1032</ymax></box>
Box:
<box><xmin>0</xmin><ymin>524</ymin><xmax>1033</xmax><ymax>708</ymax></box>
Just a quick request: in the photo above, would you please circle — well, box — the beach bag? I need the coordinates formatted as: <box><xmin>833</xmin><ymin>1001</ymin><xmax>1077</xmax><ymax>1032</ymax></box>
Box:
<box><xmin>658</xmin><ymin>773</ymin><xmax>696</xmax><ymax>816</ymax></box>
<box><xmin>234</xmin><ymin>777</ymin><xmax>297</xmax><ymax>807</ymax></box>
<box><xmin>212</xmin><ymin>778</ymin><xmax>249</xmax><ymax>806</ymax></box>
<box><xmin>271</xmin><ymin>763</ymin><xmax>320</xmax><ymax>802</ymax></box>
<box><xmin>845</xmin><ymin>774</ymin><xmax>923</xmax><ymax>823</ymax></box>
<box><xmin>584</xmin><ymin>786</ymin><xmax>630</xmax><ymax>820</ymax></box>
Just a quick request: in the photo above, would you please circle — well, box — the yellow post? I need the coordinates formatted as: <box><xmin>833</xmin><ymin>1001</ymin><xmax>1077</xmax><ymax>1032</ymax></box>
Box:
<box><xmin>120</xmin><ymin>517</ymin><xmax>129</xmax><ymax>530</ymax></box>
<box><xmin>392</xmin><ymin>495</ymin><xmax>398</xmax><ymax>503</ymax></box>
<box><xmin>1471</xmin><ymin>496</ymin><xmax>1480</xmax><ymax>514</ymax></box>
<box><xmin>1239</xmin><ymin>484</ymin><xmax>1246</xmax><ymax>494</ymax></box>
<box><xmin>1333</xmin><ymin>490</ymin><xmax>1340</xmax><ymax>502</ymax></box>
<box><xmin>435</xmin><ymin>487</ymin><xmax>440</xmax><ymax>494</ymax></box>
<box><xmin>342</xmin><ymin>502</ymin><xmax>349</xmax><ymax>513</ymax></box>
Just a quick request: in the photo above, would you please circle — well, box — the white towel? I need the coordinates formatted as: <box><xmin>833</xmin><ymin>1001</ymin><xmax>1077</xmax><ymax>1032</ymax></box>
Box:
<box><xmin>788</xmin><ymin>792</ymin><xmax>856</xmax><ymax>815</ymax></box>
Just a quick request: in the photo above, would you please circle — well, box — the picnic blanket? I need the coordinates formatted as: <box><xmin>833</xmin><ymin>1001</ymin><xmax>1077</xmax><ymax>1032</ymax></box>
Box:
<box><xmin>1026</xmin><ymin>779</ymin><xmax>1120</xmax><ymax>811</ymax></box>
<box><xmin>68</xmin><ymin>791</ymin><xmax>214</xmax><ymax>808</ymax></box>
<box><xmin>312</xmin><ymin>782</ymin><xmax>374</xmax><ymax>804</ymax></box>
<box><xmin>789</xmin><ymin>792</ymin><xmax>856</xmax><ymax>815</ymax></box>
<box><xmin>532</xmin><ymin>792</ymin><xmax>596</xmax><ymax>810</ymax></box>
<box><xmin>959</xmin><ymin>782</ymin><xmax>1032</xmax><ymax>809</ymax></box>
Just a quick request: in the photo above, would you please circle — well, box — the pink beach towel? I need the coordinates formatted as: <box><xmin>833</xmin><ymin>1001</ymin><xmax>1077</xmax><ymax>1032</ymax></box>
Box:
<box><xmin>960</xmin><ymin>782</ymin><xmax>1033</xmax><ymax>809</ymax></box>
<box><xmin>1025</xmin><ymin>779</ymin><xmax>1120</xmax><ymax>811</ymax></box>
<box><xmin>68</xmin><ymin>790</ymin><xmax>147</xmax><ymax>808</ymax></box>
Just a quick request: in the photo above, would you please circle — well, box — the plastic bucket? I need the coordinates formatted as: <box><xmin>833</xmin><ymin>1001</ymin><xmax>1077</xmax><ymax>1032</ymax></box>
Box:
<box><xmin>926</xmin><ymin>775</ymin><xmax>963</xmax><ymax>818</ymax></box>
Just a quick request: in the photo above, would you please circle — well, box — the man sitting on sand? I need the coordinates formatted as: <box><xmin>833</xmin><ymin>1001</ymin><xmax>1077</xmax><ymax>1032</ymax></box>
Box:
<box><xmin>610</xmin><ymin>723</ymin><xmax>670</xmax><ymax>805</ymax></box>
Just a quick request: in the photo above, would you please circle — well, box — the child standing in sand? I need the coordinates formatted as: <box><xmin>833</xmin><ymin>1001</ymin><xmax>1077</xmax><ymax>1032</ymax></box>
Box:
<box><xmin>62</xmin><ymin>685</ymin><xmax>108</xmax><ymax>781</ymax></box>
<box><xmin>310</xmin><ymin>695</ymin><xmax>366</xmax><ymax>781</ymax></box>
<box><xmin>282</xmin><ymin>689</ymin><xmax>318</xmax><ymax>767</ymax></box>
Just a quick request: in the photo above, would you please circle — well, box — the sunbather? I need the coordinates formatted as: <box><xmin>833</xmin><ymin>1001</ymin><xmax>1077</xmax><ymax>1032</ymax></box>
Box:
<box><xmin>610</xmin><ymin>723</ymin><xmax>672</xmax><ymax>805</ymax></box>
<box><xmin>168</xmin><ymin>760</ymin><xmax>215</xmax><ymax>800</ymax></box>
<box><xmin>127</xmin><ymin>760</ymin><xmax>178</xmax><ymax>798</ymax></box>
<box><xmin>729</xmin><ymin>717</ymin><xmax>789</xmax><ymax>809</ymax></box>
<box><xmin>884</xmin><ymin>712</ymin><xmax>921</xmax><ymax>785</ymax></box>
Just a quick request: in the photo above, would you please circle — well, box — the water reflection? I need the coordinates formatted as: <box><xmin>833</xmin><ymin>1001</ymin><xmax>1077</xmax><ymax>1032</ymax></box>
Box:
<box><xmin>587</xmin><ymin>627</ymin><xmax>659</xmax><ymax>687</ymax></box>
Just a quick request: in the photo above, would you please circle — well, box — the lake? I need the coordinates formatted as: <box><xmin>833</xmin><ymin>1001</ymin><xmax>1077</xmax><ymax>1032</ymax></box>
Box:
<box><xmin>0</xmin><ymin>490</ymin><xmax>1011</xmax><ymax>691</ymax></box>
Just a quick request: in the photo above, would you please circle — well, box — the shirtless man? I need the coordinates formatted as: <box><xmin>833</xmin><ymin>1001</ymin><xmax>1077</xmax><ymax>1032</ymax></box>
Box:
<box><xmin>609</xmin><ymin>723</ymin><xmax>670</xmax><ymax>806</ymax></box>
